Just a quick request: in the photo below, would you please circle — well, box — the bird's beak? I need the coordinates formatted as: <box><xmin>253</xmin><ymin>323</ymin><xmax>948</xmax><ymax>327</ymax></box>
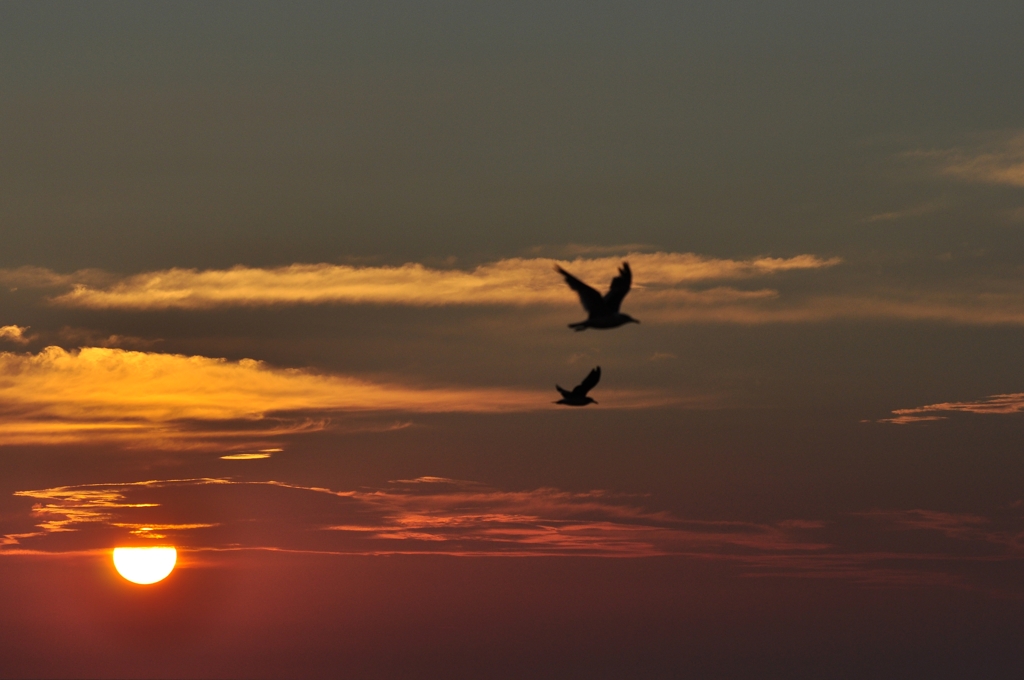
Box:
<box><xmin>592</xmin><ymin>400</ymin><xmax>598</xmax><ymax>404</ymax></box>
<box><xmin>632</xmin><ymin>318</ymin><xmax>640</xmax><ymax>324</ymax></box>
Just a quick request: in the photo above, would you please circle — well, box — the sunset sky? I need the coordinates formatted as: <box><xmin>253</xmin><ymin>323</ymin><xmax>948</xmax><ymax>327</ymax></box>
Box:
<box><xmin>2</xmin><ymin>2</ymin><xmax>1024</xmax><ymax>678</ymax></box>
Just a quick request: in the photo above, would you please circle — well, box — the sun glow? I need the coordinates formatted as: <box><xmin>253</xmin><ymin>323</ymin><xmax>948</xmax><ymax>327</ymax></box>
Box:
<box><xmin>112</xmin><ymin>546</ymin><xmax>177</xmax><ymax>584</ymax></box>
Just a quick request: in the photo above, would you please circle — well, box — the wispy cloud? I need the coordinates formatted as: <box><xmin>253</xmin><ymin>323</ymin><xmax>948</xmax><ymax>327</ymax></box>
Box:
<box><xmin>865</xmin><ymin>202</ymin><xmax>945</xmax><ymax>223</ymax></box>
<box><xmin>854</xmin><ymin>509</ymin><xmax>1022</xmax><ymax>548</ymax></box>
<box><xmin>0</xmin><ymin>266</ymin><xmax>112</xmax><ymax>290</ymax></box>
<box><xmin>5</xmin><ymin>477</ymin><xmax>1023</xmax><ymax>595</ymax></box>
<box><xmin>1</xmin><ymin>477</ymin><xmax>828</xmax><ymax>558</ymax></box>
<box><xmin>881</xmin><ymin>392</ymin><xmax>1024</xmax><ymax>424</ymax></box>
<box><xmin>6</xmin><ymin>252</ymin><xmax>838</xmax><ymax>310</ymax></box>
<box><xmin>0</xmin><ymin>346</ymin><xmax>670</xmax><ymax>446</ymax></box>
<box><xmin>910</xmin><ymin>132</ymin><xmax>1024</xmax><ymax>188</ymax></box>
<box><xmin>220</xmin><ymin>449</ymin><xmax>278</xmax><ymax>460</ymax></box>
<box><xmin>645</xmin><ymin>291</ymin><xmax>1024</xmax><ymax>326</ymax></box>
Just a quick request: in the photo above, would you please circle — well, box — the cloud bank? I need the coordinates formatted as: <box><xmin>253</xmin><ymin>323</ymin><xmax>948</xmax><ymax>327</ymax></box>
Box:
<box><xmin>0</xmin><ymin>346</ymin><xmax>669</xmax><ymax>446</ymax></box>
<box><xmin>5</xmin><ymin>477</ymin><xmax>1022</xmax><ymax>596</ymax></box>
<box><xmin>5</xmin><ymin>252</ymin><xmax>837</xmax><ymax>310</ymax></box>
<box><xmin>10</xmin><ymin>252</ymin><xmax>1024</xmax><ymax>326</ymax></box>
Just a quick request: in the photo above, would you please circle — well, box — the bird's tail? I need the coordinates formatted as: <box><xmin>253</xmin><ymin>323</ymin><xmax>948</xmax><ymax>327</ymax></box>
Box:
<box><xmin>568</xmin><ymin>322</ymin><xmax>588</xmax><ymax>332</ymax></box>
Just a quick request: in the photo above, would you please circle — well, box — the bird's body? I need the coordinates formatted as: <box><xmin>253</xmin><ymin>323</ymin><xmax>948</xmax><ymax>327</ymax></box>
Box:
<box><xmin>556</xmin><ymin>262</ymin><xmax>639</xmax><ymax>331</ymax></box>
<box><xmin>555</xmin><ymin>366</ymin><xmax>601</xmax><ymax>406</ymax></box>
<box><xmin>568</xmin><ymin>313</ymin><xmax>635</xmax><ymax>331</ymax></box>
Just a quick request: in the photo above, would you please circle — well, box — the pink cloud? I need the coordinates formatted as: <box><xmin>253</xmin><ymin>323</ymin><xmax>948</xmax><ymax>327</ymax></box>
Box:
<box><xmin>2</xmin><ymin>477</ymin><xmax>826</xmax><ymax>559</ymax></box>
<box><xmin>881</xmin><ymin>392</ymin><xmax>1024</xmax><ymax>424</ymax></box>
<box><xmin>5</xmin><ymin>477</ymin><xmax>1023</xmax><ymax>596</ymax></box>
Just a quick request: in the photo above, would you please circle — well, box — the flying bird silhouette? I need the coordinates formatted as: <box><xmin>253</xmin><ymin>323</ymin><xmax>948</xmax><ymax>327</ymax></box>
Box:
<box><xmin>555</xmin><ymin>366</ymin><xmax>601</xmax><ymax>406</ymax></box>
<box><xmin>556</xmin><ymin>261</ymin><xmax>639</xmax><ymax>331</ymax></box>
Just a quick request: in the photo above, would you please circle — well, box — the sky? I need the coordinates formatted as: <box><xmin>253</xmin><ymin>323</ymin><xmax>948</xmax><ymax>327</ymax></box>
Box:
<box><xmin>2</xmin><ymin>2</ymin><xmax>1024</xmax><ymax>678</ymax></box>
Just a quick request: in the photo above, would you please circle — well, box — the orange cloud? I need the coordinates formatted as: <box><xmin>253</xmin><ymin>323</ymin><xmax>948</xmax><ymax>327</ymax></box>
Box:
<box><xmin>0</xmin><ymin>325</ymin><xmax>30</xmax><ymax>344</ymax></box>
<box><xmin>881</xmin><ymin>391</ymin><xmax>1024</xmax><ymax>424</ymax></box>
<box><xmin>915</xmin><ymin>133</ymin><xmax>1024</xmax><ymax>188</ymax></box>
<box><xmin>220</xmin><ymin>450</ymin><xmax>279</xmax><ymax>460</ymax></box>
<box><xmin>51</xmin><ymin>261</ymin><xmax>1024</xmax><ymax>327</ymax></box>
<box><xmin>0</xmin><ymin>266</ymin><xmax>112</xmax><ymax>290</ymax></box>
<box><xmin>34</xmin><ymin>252</ymin><xmax>838</xmax><ymax>310</ymax></box>
<box><xmin>16</xmin><ymin>254</ymin><xmax>1024</xmax><ymax>327</ymax></box>
<box><xmin>0</xmin><ymin>346</ymin><xmax>671</xmax><ymax>446</ymax></box>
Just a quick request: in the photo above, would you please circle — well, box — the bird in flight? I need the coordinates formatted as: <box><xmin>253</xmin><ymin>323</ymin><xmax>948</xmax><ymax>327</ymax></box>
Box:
<box><xmin>556</xmin><ymin>261</ymin><xmax>639</xmax><ymax>331</ymax></box>
<box><xmin>555</xmin><ymin>366</ymin><xmax>601</xmax><ymax>406</ymax></box>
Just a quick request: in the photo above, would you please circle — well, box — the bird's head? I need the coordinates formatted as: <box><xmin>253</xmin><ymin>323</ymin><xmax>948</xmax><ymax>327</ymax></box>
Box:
<box><xmin>585</xmin><ymin>397</ymin><xmax>597</xmax><ymax>405</ymax></box>
<box><xmin>623</xmin><ymin>314</ymin><xmax>640</xmax><ymax>324</ymax></box>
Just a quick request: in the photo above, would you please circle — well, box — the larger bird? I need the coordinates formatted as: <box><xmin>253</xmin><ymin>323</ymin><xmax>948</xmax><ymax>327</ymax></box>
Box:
<box><xmin>556</xmin><ymin>261</ymin><xmax>639</xmax><ymax>331</ymax></box>
<box><xmin>555</xmin><ymin>366</ymin><xmax>601</xmax><ymax>406</ymax></box>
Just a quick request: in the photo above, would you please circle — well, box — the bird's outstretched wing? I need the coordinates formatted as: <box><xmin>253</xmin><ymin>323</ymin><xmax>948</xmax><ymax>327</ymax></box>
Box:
<box><xmin>573</xmin><ymin>366</ymin><xmax>601</xmax><ymax>396</ymax></box>
<box><xmin>556</xmin><ymin>385</ymin><xmax>572</xmax><ymax>398</ymax></box>
<box><xmin>556</xmin><ymin>266</ymin><xmax>606</xmax><ymax>316</ymax></box>
<box><xmin>603</xmin><ymin>262</ymin><xmax>631</xmax><ymax>312</ymax></box>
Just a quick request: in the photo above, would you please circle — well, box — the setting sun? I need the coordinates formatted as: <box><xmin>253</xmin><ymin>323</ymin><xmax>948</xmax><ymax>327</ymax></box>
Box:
<box><xmin>112</xmin><ymin>547</ymin><xmax>177</xmax><ymax>585</ymax></box>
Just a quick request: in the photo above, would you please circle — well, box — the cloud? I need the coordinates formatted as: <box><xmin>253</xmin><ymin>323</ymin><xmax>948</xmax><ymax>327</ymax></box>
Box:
<box><xmin>647</xmin><ymin>291</ymin><xmax>1024</xmax><ymax>326</ymax></box>
<box><xmin>0</xmin><ymin>325</ymin><xmax>30</xmax><ymax>344</ymax></box>
<box><xmin>0</xmin><ymin>266</ymin><xmax>112</xmax><ymax>290</ymax></box>
<box><xmin>0</xmin><ymin>346</ymin><xmax>671</xmax><ymax>446</ymax></box>
<box><xmin>5</xmin><ymin>477</ymin><xmax>1023</xmax><ymax>596</ymax></box>
<box><xmin>55</xmin><ymin>326</ymin><xmax>162</xmax><ymax>350</ymax></box>
<box><xmin>910</xmin><ymin>133</ymin><xmax>1024</xmax><ymax>188</ymax></box>
<box><xmin>865</xmin><ymin>202</ymin><xmax>945</xmax><ymax>223</ymax></box>
<box><xmin>1</xmin><ymin>477</ymin><xmax>830</xmax><ymax>558</ymax></box>
<box><xmin>220</xmin><ymin>451</ymin><xmax>276</xmax><ymax>460</ymax></box>
<box><xmin>15</xmin><ymin>253</ymin><xmax>1024</xmax><ymax>327</ymax></box>
<box><xmin>878</xmin><ymin>414</ymin><xmax>947</xmax><ymax>425</ymax></box>
<box><xmin>20</xmin><ymin>252</ymin><xmax>838</xmax><ymax>310</ymax></box>
<box><xmin>881</xmin><ymin>392</ymin><xmax>1024</xmax><ymax>424</ymax></box>
<box><xmin>853</xmin><ymin>509</ymin><xmax>1007</xmax><ymax>544</ymax></box>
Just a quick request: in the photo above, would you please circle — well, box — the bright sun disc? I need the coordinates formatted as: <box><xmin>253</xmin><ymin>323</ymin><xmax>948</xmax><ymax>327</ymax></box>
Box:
<box><xmin>112</xmin><ymin>547</ymin><xmax>177</xmax><ymax>584</ymax></box>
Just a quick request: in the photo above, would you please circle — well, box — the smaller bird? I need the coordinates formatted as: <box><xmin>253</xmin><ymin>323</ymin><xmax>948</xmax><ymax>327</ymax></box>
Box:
<box><xmin>555</xmin><ymin>366</ymin><xmax>601</xmax><ymax>406</ymax></box>
<box><xmin>556</xmin><ymin>261</ymin><xmax>639</xmax><ymax>331</ymax></box>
